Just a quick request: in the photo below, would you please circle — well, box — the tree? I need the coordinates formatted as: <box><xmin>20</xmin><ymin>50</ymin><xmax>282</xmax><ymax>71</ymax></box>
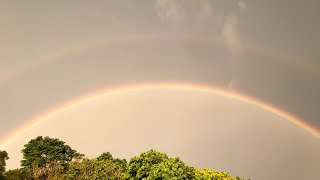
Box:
<box><xmin>195</xmin><ymin>168</ymin><xmax>236</xmax><ymax>180</ymax></box>
<box><xmin>65</xmin><ymin>157</ymin><xmax>126</xmax><ymax>180</ymax></box>
<box><xmin>5</xmin><ymin>168</ymin><xmax>27</xmax><ymax>180</ymax></box>
<box><xmin>97</xmin><ymin>152</ymin><xmax>127</xmax><ymax>170</ymax></box>
<box><xmin>97</xmin><ymin>152</ymin><xmax>113</xmax><ymax>161</ymax></box>
<box><xmin>9</xmin><ymin>135</ymin><xmax>248</xmax><ymax>179</ymax></box>
<box><xmin>194</xmin><ymin>169</ymin><xmax>250</xmax><ymax>180</ymax></box>
<box><xmin>21</xmin><ymin>136</ymin><xmax>83</xmax><ymax>179</ymax></box>
<box><xmin>147</xmin><ymin>157</ymin><xmax>194</xmax><ymax>180</ymax></box>
<box><xmin>0</xmin><ymin>150</ymin><xmax>9</xmax><ymax>180</ymax></box>
<box><xmin>125</xmin><ymin>149</ymin><xmax>194</xmax><ymax>180</ymax></box>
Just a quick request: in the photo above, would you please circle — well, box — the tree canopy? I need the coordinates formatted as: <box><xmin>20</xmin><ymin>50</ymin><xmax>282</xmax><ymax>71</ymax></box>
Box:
<box><xmin>65</xmin><ymin>157</ymin><xmax>126</xmax><ymax>180</ymax></box>
<box><xmin>21</xmin><ymin>136</ymin><xmax>83</xmax><ymax>168</ymax></box>
<box><xmin>20</xmin><ymin>136</ymin><xmax>83</xmax><ymax>179</ymax></box>
<box><xmin>1</xmin><ymin>136</ymin><xmax>249</xmax><ymax>180</ymax></box>
<box><xmin>125</xmin><ymin>149</ymin><xmax>194</xmax><ymax>180</ymax></box>
<box><xmin>194</xmin><ymin>168</ymin><xmax>247</xmax><ymax>180</ymax></box>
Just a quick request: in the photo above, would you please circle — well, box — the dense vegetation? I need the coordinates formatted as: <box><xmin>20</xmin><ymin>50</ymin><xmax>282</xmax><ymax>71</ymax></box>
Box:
<box><xmin>0</xmin><ymin>136</ymin><xmax>250</xmax><ymax>180</ymax></box>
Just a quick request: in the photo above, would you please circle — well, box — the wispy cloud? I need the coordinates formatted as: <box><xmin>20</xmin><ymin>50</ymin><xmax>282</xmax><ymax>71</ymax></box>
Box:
<box><xmin>222</xmin><ymin>13</ymin><xmax>244</xmax><ymax>60</ymax></box>
<box><xmin>155</xmin><ymin>0</ymin><xmax>186</xmax><ymax>24</ymax></box>
<box><xmin>197</xmin><ymin>0</ymin><xmax>214</xmax><ymax>20</ymax></box>
<box><xmin>222</xmin><ymin>1</ymin><xmax>247</xmax><ymax>90</ymax></box>
<box><xmin>154</xmin><ymin>0</ymin><xmax>213</xmax><ymax>24</ymax></box>
<box><xmin>238</xmin><ymin>0</ymin><xmax>247</xmax><ymax>13</ymax></box>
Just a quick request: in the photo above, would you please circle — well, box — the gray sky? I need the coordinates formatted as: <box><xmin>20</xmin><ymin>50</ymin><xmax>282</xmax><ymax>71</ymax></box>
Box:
<box><xmin>5</xmin><ymin>89</ymin><xmax>320</xmax><ymax>180</ymax></box>
<box><xmin>0</xmin><ymin>0</ymin><xmax>320</xmax><ymax>179</ymax></box>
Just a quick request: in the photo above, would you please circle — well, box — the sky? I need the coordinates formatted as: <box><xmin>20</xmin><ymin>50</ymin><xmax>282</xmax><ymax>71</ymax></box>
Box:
<box><xmin>0</xmin><ymin>0</ymin><xmax>320</xmax><ymax>179</ymax></box>
<box><xmin>4</xmin><ymin>88</ymin><xmax>320</xmax><ymax>180</ymax></box>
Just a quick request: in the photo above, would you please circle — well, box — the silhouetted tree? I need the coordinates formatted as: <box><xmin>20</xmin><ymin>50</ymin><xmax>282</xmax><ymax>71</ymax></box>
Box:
<box><xmin>0</xmin><ymin>150</ymin><xmax>9</xmax><ymax>180</ymax></box>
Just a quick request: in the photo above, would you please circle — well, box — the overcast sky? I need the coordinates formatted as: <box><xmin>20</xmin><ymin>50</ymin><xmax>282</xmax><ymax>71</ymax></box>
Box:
<box><xmin>0</xmin><ymin>1</ymin><xmax>319</xmax><ymax>179</ymax></box>
<box><xmin>4</xmin><ymin>88</ymin><xmax>320</xmax><ymax>180</ymax></box>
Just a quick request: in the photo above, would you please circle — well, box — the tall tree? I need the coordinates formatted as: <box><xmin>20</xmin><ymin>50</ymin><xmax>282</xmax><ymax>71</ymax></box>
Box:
<box><xmin>21</xmin><ymin>136</ymin><xmax>83</xmax><ymax>179</ymax></box>
<box><xmin>0</xmin><ymin>150</ymin><xmax>9</xmax><ymax>180</ymax></box>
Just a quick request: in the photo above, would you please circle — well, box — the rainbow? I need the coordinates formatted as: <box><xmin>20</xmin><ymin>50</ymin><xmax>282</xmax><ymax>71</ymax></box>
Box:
<box><xmin>0</xmin><ymin>34</ymin><xmax>318</xmax><ymax>87</ymax></box>
<box><xmin>0</xmin><ymin>82</ymin><xmax>319</xmax><ymax>149</ymax></box>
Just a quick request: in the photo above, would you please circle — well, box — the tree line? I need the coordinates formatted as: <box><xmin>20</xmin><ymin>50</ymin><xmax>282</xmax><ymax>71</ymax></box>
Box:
<box><xmin>0</xmin><ymin>136</ymin><xmax>250</xmax><ymax>180</ymax></box>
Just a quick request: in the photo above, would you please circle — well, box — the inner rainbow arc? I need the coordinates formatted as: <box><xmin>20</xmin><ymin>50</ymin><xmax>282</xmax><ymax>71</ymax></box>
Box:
<box><xmin>0</xmin><ymin>82</ymin><xmax>319</xmax><ymax>149</ymax></box>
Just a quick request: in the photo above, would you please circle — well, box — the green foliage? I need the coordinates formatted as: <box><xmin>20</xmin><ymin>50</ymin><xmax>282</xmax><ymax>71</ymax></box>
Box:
<box><xmin>64</xmin><ymin>157</ymin><xmax>126</xmax><ymax>180</ymax></box>
<box><xmin>194</xmin><ymin>169</ymin><xmax>250</xmax><ymax>180</ymax></box>
<box><xmin>195</xmin><ymin>168</ymin><xmax>236</xmax><ymax>180</ymax></box>
<box><xmin>97</xmin><ymin>152</ymin><xmax>113</xmax><ymax>161</ymax></box>
<box><xmin>20</xmin><ymin>136</ymin><xmax>83</xmax><ymax>179</ymax></box>
<box><xmin>2</xmin><ymin>136</ymin><xmax>249</xmax><ymax>180</ymax></box>
<box><xmin>5</xmin><ymin>169</ymin><xmax>26</xmax><ymax>180</ymax></box>
<box><xmin>235</xmin><ymin>176</ymin><xmax>250</xmax><ymax>180</ymax></box>
<box><xmin>125</xmin><ymin>149</ymin><xmax>194</xmax><ymax>180</ymax></box>
<box><xmin>97</xmin><ymin>152</ymin><xmax>127</xmax><ymax>170</ymax></box>
<box><xmin>0</xmin><ymin>150</ymin><xmax>9</xmax><ymax>180</ymax></box>
<box><xmin>125</xmin><ymin>149</ymin><xmax>168</xmax><ymax>179</ymax></box>
<box><xmin>21</xmin><ymin>136</ymin><xmax>83</xmax><ymax>168</ymax></box>
<box><xmin>147</xmin><ymin>157</ymin><xmax>194</xmax><ymax>180</ymax></box>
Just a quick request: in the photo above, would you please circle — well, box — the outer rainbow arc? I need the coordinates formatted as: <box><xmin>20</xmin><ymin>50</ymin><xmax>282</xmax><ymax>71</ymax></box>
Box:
<box><xmin>0</xmin><ymin>34</ymin><xmax>319</xmax><ymax>88</ymax></box>
<box><xmin>0</xmin><ymin>82</ymin><xmax>319</xmax><ymax>149</ymax></box>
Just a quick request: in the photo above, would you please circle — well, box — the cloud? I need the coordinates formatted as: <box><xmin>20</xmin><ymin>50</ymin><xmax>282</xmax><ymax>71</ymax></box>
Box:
<box><xmin>222</xmin><ymin>1</ymin><xmax>247</xmax><ymax>90</ymax></box>
<box><xmin>222</xmin><ymin>14</ymin><xmax>244</xmax><ymax>60</ymax></box>
<box><xmin>154</xmin><ymin>0</ymin><xmax>213</xmax><ymax>24</ymax></box>
<box><xmin>155</xmin><ymin>0</ymin><xmax>186</xmax><ymax>24</ymax></box>
<box><xmin>198</xmin><ymin>0</ymin><xmax>214</xmax><ymax>19</ymax></box>
<box><xmin>238</xmin><ymin>0</ymin><xmax>247</xmax><ymax>13</ymax></box>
